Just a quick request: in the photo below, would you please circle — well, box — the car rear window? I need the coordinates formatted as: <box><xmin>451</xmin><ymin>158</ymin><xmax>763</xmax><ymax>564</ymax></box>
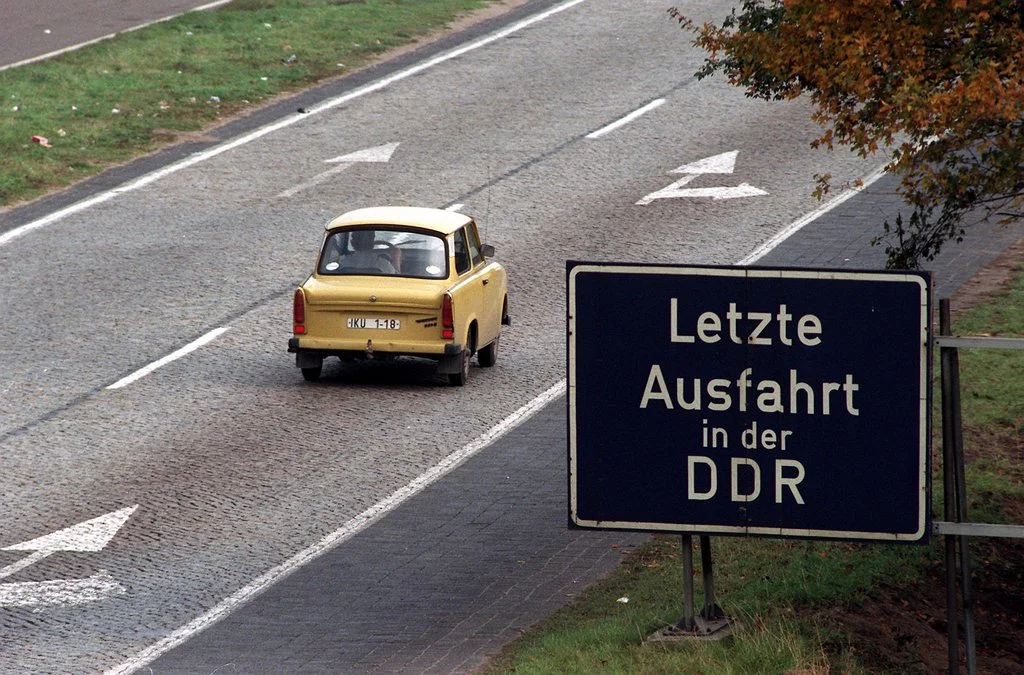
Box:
<box><xmin>318</xmin><ymin>228</ymin><xmax>448</xmax><ymax>279</ymax></box>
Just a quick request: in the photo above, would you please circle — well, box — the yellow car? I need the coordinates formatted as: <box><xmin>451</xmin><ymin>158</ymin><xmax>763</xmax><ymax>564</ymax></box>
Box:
<box><xmin>288</xmin><ymin>206</ymin><xmax>510</xmax><ymax>385</ymax></box>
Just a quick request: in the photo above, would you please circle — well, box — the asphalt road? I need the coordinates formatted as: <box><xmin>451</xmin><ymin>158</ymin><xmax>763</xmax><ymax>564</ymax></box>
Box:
<box><xmin>0</xmin><ymin>0</ymin><xmax>229</xmax><ymax>68</ymax></box>
<box><xmin>2</xmin><ymin>1</ymin><xmax>1020</xmax><ymax>673</ymax></box>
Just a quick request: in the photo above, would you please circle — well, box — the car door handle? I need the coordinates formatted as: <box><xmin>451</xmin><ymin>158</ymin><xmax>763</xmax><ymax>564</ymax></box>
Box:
<box><xmin>482</xmin><ymin>279</ymin><xmax>489</xmax><ymax>285</ymax></box>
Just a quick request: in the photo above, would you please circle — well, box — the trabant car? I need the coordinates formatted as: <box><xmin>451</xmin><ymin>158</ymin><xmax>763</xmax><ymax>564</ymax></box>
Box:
<box><xmin>288</xmin><ymin>206</ymin><xmax>510</xmax><ymax>385</ymax></box>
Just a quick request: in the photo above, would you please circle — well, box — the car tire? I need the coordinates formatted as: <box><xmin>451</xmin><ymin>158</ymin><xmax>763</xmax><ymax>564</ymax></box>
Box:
<box><xmin>478</xmin><ymin>335</ymin><xmax>498</xmax><ymax>367</ymax></box>
<box><xmin>447</xmin><ymin>349</ymin><xmax>470</xmax><ymax>386</ymax></box>
<box><xmin>301</xmin><ymin>364</ymin><xmax>322</xmax><ymax>382</ymax></box>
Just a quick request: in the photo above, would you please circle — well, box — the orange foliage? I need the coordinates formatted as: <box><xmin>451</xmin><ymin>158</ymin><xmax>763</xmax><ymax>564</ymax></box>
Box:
<box><xmin>671</xmin><ymin>0</ymin><xmax>1024</xmax><ymax>268</ymax></box>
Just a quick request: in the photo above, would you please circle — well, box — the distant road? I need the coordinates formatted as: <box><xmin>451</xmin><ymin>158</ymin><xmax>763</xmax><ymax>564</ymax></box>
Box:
<box><xmin>0</xmin><ymin>0</ymin><xmax>230</xmax><ymax>69</ymax></box>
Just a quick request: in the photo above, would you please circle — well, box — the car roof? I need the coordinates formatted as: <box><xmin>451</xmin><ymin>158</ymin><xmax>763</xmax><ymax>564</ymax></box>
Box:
<box><xmin>325</xmin><ymin>206</ymin><xmax>473</xmax><ymax>235</ymax></box>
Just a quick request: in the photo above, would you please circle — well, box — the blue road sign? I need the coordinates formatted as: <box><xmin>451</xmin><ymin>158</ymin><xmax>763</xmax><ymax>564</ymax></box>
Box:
<box><xmin>567</xmin><ymin>263</ymin><xmax>931</xmax><ymax>542</ymax></box>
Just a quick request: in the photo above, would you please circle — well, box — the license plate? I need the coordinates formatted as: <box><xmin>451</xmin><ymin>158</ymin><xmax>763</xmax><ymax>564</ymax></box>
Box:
<box><xmin>347</xmin><ymin>317</ymin><xmax>401</xmax><ymax>330</ymax></box>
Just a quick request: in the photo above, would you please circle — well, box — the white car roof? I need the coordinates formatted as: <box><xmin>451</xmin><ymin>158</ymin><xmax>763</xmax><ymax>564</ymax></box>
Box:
<box><xmin>325</xmin><ymin>206</ymin><xmax>473</xmax><ymax>235</ymax></box>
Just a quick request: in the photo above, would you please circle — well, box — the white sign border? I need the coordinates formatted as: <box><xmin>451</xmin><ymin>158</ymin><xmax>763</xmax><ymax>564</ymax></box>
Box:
<box><xmin>567</xmin><ymin>263</ymin><xmax>931</xmax><ymax>542</ymax></box>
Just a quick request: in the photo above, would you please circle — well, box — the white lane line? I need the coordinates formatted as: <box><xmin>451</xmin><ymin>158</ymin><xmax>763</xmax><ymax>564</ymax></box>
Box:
<box><xmin>586</xmin><ymin>99</ymin><xmax>665</xmax><ymax>139</ymax></box>
<box><xmin>105</xmin><ymin>378</ymin><xmax>567</xmax><ymax>675</ymax></box>
<box><xmin>105</xmin><ymin>327</ymin><xmax>229</xmax><ymax>390</ymax></box>
<box><xmin>738</xmin><ymin>163</ymin><xmax>890</xmax><ymax>265</ymax></box>
<box><xmin>0</xmin><ymin>0</ymin><xmax>235</xmax><ymax>73</ymax></box>
<box><xmin>1</xmin><ymin>187</ymin><xmax>126</xmax><ymax>248</ymax></box>
<box><xmin>0</xmin><ymin>0</ymin><xmax>591</xmax><ymax>250</ymax></box>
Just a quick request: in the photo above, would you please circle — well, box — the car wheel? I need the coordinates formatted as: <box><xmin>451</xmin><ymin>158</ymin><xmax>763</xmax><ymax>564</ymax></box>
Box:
<box><xmin>301</xmin><ymin>364</ymin><xmax>322</xmax><ymax>382</ymax></box>
<box><xmin>447</xmin><ymin>349</ymin><xmax>470</xmax><ymax>386</ymax></box>
<box><xmin>478</xmin><ymin>335</ymin><xmax>498</xmax><ymax>367</ymax></box>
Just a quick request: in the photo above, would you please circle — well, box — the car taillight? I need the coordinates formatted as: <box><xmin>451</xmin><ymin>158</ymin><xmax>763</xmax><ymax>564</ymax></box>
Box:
<box><xmin>293</xmin><ymin>289</ymin><xmax>306</xmax><ymax>334</ymax></box>
<box><xmin>441</xmin><ymin>292</ymin><xmax>454</xmax><ymax>340</ymax></box>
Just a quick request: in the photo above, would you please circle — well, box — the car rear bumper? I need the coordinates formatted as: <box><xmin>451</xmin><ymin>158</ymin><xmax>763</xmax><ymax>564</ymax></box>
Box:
<box><xmin>288</xmin><ymin>338</ymin><xmax>465</xmax><ymax>372</ymax></box>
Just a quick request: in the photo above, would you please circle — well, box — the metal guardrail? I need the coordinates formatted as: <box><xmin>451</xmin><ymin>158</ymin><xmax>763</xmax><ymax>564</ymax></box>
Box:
<box><xmin>934</xmin><ymin>336</ymin><xmax>1024</xmax><ymax>350</ymax></box>
<box><xmin>933</xmin><ymin>521</ymin><xmax>1024</xmax><ymax>538</ymax></box>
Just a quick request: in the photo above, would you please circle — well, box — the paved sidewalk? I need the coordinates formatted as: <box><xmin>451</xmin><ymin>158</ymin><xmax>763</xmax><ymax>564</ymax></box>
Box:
<box><xmin>757</xmin><ymin>173</ymin><xmax>1024</xmax><ymax>298</ymax></box>
<box><xmin>145</xmin><ymin>169</ymin><xmax>1022</xmax><ymax>674</ymax></box>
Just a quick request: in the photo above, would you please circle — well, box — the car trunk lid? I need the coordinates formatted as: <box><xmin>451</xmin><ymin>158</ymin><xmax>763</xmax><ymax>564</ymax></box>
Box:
<box><xmin>302</xmin><ymin>276</ymin><xmax>446</xmax><ymax>343</ymax></box>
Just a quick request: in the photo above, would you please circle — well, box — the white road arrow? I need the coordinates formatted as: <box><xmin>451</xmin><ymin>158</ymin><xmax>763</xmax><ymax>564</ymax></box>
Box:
<box><xmin>637</xmin><ymin>150</ymin><xmax>767</xmax><ymax>205</ymax></box>
<box><xmin>670</xmin><ymin>150</ymin><xmax>741</xmax><ymax>175</ymax></box>
<box><xmin>276</xmin><ymin>142</ymin><xmax>400</xmax><ymax>198</ymax></box>
<box><xmin>323</xmin><ymin>141</ymin><xmax>399</xmax><ymax>165</ymax></box>
<box><xmin>0</xmin><ymin>571</ymin><xmax>125</xmax><ymax>609</ymax></box>
<box><xmin>0</xmin><ymin>505</ymin><xmax>137</xmax><ymax>608</ymax></box>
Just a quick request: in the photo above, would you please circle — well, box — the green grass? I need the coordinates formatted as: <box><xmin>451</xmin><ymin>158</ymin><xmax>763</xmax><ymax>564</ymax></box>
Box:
<box><xmin>0</xmin><ymin>0</ymin><xmax>501</xmax><ymax>207</ymax></box>
<box><xmin>955</xmin><ymin>276</ymin><xmax>1024</xmax><ymax>433</ymax></box>
<box><xmin>484</xmin><ymin>263</ymin><xmax>1024</xmax><ymax>673</ymax></box>
<box><xmin>482</xmin><ymin>536</ymin><xmax>937</xmax><ymax>674</ymax></box>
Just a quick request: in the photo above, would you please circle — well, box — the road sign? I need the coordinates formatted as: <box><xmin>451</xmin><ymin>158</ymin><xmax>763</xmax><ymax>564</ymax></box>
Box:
<box><xmin>567</xmin><ymin>263</ymin><xmax>931</xmax><ymax>541</ymax></box>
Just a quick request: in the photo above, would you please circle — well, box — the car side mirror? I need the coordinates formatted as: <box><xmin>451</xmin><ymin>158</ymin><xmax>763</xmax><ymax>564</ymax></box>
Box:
<box><xmin>481</xmin><ymin>244</ymin><xmax>495</xmax><ymax>258</ymax></box>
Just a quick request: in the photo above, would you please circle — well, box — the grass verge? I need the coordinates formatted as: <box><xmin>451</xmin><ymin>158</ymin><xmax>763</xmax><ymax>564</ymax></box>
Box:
<box><xmin>482</xmin><ymin>258</ymin><xmax>1024</xmax><ymax>674</ymax></box>
<box><xmin>0</xmin><ymin>0</ymin><xmax>505</xmax><ymax>208</ymax></box>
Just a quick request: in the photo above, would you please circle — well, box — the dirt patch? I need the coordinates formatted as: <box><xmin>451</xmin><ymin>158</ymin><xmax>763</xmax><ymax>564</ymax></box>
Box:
<box><xmin>150</xmin><ymin>129</ymin><xmax>219</xmax><ymax>144</ymax></box>
<box><xmin>815</xmin><ymin>539</ymin><xmax>1024</xmax><ymax>674</ymax></box>
<box><xmin>816</xmin><ymin>239</ymin><xmax>1024</xmax><ymax>674</ymax></box>
<box><xmin>948</xmin><ymin>238</ymin><xmax>1024</xmax><ymax>319</ymax></box>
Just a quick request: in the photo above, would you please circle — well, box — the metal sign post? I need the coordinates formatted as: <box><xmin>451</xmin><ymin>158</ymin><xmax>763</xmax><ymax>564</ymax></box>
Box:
<box><xmin>939</xmin><ymin>298</ymin><xmax>976</xmax><ymax>674</ymax></box>
<box><xmin>649</xmin><ymin>535</ymin><xmax>731</xmax><ymax>642</ymax></box>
